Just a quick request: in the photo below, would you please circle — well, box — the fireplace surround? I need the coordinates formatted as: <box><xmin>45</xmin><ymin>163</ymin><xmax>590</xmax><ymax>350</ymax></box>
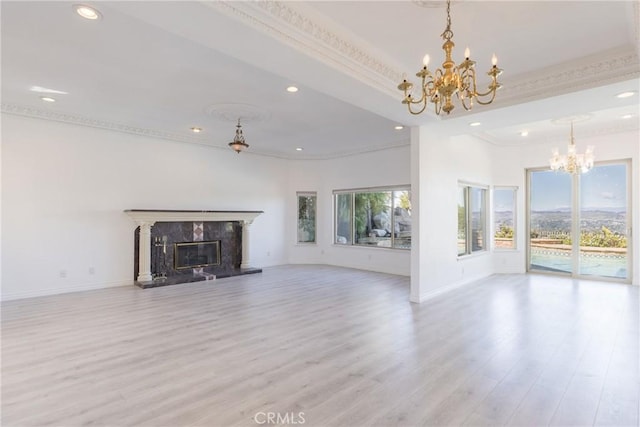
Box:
<box><xmin>125</xmin><ymin>210</ymin><xmax>263</xmax><ymax>288</ymax></box>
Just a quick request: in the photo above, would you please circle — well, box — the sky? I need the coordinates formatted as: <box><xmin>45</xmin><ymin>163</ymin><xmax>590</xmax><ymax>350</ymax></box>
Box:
<box><xmin>494</xmin><ymin>188</ymin><xmax>515</xmax><ymax>212</ymax></box>
<box><xmin>530</xmin><ymin>164</ymin><xmax>627</xmax><ymax>211</ymax></box>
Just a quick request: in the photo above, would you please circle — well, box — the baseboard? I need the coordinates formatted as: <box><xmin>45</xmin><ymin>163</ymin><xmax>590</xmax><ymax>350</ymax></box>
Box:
<box><xmin>1</xmin><ymin>279</ymin><xmax>132</xmax><ymax>302</ymax></box>
<box><xmin>415</xmin><ymin>273</ymin><xmax>492</xmax><ymax>303</ymax></box>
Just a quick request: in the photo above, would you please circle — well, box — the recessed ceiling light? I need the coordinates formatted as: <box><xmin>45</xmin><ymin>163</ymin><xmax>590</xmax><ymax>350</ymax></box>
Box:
<box><xmin>74</xmin><ymin>4</ymin><xmax>101</xmax><ymax>20</ymax></box>
<box><xmin>286</xmin><ymin>86</ymin><xmax>299</xmax><ymax>93</ymax></box>
<box><xmin>394</xmin><ymin>125</ymin><xmax>404</xmax><ymax>130</ymax></box>
<box><xmin>469</xmin><ymin>122</ymin><xmax>481</xmax><ymax>127</ymax></box>
<box><xmin>295</xmin><ymin>147</ymin><xmax>303</xmax><ymax>151</ymax></box>
<box><xmin>40</xmin><ymin>96</ymin><xmax>56</xmax><ymax>103</ymax></box>
<box><xmin>621</xmin><ymin>114</ymin><xmax>633</xmax><ymax>119</ymax></box>
<box><xmin>520</xmin><ymin>130</ymin><xmax>529</xmax><ymax>137</ymax></box>
<box><xmin>190</xmin><ymin>127</ymin><xmax>202</xmax><ymax>133</ymax></box>
<box><xmin>616</xmin><ymin>91</ymin><xmax>636</xmax><ymax>99</ymax></box>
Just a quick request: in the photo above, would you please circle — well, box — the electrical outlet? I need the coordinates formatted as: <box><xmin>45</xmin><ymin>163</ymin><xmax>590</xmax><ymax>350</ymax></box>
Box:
<box><xmin>89</xmin><ymin>267</ymin><xmax>95</xmax><ymax>275</ymax></box>
<box><xmin>59</xmin><ymin>270</ymin><xmax>67</xmax><ymax>278</ymax></box>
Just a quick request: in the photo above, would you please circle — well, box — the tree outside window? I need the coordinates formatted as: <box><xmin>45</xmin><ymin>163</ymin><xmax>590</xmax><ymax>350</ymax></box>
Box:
<box><xmin>334</xmin><ymin>187</ymin><xmax>411</xmax><ymax>250</ymax></box>
<box><xmin>297</xmin><ymin>192</ymin><xmax>317</xmax><ymax>244</ymax></box>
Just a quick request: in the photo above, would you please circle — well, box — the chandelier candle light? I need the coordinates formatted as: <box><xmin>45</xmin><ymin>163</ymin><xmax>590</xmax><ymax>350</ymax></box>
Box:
<box><xmin>398</xmin><ymin>0</ymin><xmax>502</xmax><ymax>115</ymax></box>
<box><xmin>228</xmin><ymin>118</ymin><xmax>249</xmax><ymax>154</ymax></box>
<box><xmin>549</xmin><ymin>122</ymin><xmax>595</xmax><ymax>174</ymax></box>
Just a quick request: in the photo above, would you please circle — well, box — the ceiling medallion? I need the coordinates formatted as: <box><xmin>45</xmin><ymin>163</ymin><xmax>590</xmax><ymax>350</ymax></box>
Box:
<box><xmin>204</xmin><ymin>103</ymin><xmax>271</xmax><ymax>124</ymax></box>
<box><xmin>399</xmin><ymin>0</ymin><xmax>502</xmax><ymax>115</ymax></box>
<box><xmin>550</xmin><ymin>114</ymin><xmax>593</xmax><ymax>125</ymax></box>
<box><xmin>411</xmin><ymin>0</ymin><xmax>449</xmax><ymax>8</ymax></box>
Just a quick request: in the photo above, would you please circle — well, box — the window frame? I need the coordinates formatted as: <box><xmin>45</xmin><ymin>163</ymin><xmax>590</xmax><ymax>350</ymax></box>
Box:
<box><xmin>296</xmin><ymin>191</ymin><xmax>317</xmax><ymax>244</ymax></box>
<box><xmin>458</xmin><ymin>182</ymin><xmax>489</xmax><ymax>257</ymax></box>
<box><xmin>333</xmin><ymin>185</ymin><xmax>411</xmax><ymax>250</ymax></box>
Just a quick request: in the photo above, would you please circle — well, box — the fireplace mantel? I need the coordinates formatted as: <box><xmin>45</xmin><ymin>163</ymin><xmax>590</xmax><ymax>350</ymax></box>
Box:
<box><xmin>124</xmin><ymin>209</ymin><xmax>263</xmax><ymax>224</ymax></box>
<box><xmin>125</xmin><ymin>209</ymin><xmax>263</xmax><ymax>286</ymax></box>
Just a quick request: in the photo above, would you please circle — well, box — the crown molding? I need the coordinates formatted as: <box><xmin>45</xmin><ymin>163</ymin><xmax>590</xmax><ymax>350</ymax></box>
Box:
<box><xmin>1</xmin><ymin>103</ymin><xmax>215</xmax><ymax>146</ymax></box>
<box><xmin>205</xmin><ymin>2</ymin><xmax>639</xmax><ymax>116</ymax></box>
<box><xmin>443</xmin><ymin>47</ymin><xmax>640</xmax><ymax>119</ymax></box>
<box><xmin>1</xmin><ymin>103</ymin><xmax>409</xmax><ymax>161</ymax></box>
<box><xmin>204</xmin><ymin>1</ymin><xmax>402</xmax><ymax>99</ymax></box>
<box><xmin>500</xmin><ymin>48</ymin><xmax>640</xmax><ymax>106</ymax></box>
<box><xmin>474</xmin><ymin>120</ymin><xmax>639</xmax><ymax>147</ymax></box>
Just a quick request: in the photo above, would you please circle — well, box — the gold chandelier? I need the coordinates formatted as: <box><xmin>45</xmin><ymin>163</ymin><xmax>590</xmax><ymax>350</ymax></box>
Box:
<box><xmin>228</xmin><ymin>118</ymin><xmax>249</xmax><ymax>154</ymax></box>
<box><xmin>549</xmin><ymin>122</ymin><xmax>595</xmax><ymax>174</ymax></box>
<box><xmin>398</xmin><ymin>0</ymin><xmax>502</xmax><ymax>115</ymax></box>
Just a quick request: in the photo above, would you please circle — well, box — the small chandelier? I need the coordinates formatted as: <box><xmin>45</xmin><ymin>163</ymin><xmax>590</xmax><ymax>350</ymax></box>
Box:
<box><xmin>228</xmin><ymin>118</ymin><xmax>249</xmax><ymax>154</ymax></box>
<box><xmin>549</xmin><ymin>122</ymin><xmax>595</xmax><ymax>174</ymax></box>
<box><xmin>398</xmin><ymin>0</ymin><xmax>502</xmax><ymax>115</ymax></box>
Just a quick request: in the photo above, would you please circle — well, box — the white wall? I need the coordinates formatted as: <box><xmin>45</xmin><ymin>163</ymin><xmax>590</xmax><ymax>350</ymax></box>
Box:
<box><xmin>411</xmin><ymin>124</ymin><xmax>639</xmax><ymax>303</ymax></box>
<box><xmin>287</xmin><ymin>146</ymin><xmax>411</xmax><ymax>276</ymax></box>
<box><xmin>411</xmin><ymin>127</ymin><xmax>496</xmax><ymax>302</ymax></box>
<box><xmin>1</xmin><ymin>114</ymin><xmax>289</xmax><ymax>300</ymax></box>
<box><xmin>3</xmin><ymin>113</ymin><xmax>636</xmax><ymax>302</ymax></box>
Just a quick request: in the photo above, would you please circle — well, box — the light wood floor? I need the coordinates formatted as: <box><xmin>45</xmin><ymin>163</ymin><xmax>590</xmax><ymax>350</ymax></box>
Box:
<box><xmin>2</xmin><ymin>265</ymin><xmax>638</xmax><ymax>427</ymax></box>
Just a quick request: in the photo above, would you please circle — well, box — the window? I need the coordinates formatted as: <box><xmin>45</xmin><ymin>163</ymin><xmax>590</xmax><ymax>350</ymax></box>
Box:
<box><xmin>493</xmin><ymin>187</ymin><xmax>517</xmax><ymax>250</ymax></box>
<box><xmin>334</xmin><ymin>187</ymin><xmax>411</xmax><ymax>250</ymax></box>
<box><xmin>458</xmin><ymin>183</ymin><xmax>488</xmax><ymax>256</ymax></box>
<box><xmin>297</xmin><ymin>192</ymin><xmax>316</xmax><ymax>244</ymax></box>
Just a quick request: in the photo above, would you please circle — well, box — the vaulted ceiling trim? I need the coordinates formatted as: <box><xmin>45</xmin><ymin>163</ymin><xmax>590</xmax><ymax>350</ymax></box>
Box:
<box><xmin>204</xmin><ymin>1</ymin><xmax>403</xmax><ymax>99</ymax></box>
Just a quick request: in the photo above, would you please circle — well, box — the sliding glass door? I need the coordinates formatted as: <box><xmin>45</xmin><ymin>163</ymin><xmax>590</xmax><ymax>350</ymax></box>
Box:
<box><xmin>529</xmin><ymin>170</ymin><xmax>573</xmax><ymax>274</ymax></box>
<box><xmin>528</xmin><ymin>161</ymin><xmax>631</xmax><ymax>282</ymax></box>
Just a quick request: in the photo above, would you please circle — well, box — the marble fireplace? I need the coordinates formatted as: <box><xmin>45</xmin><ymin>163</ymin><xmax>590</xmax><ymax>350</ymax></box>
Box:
<box><xmin>125</xmin><ymin>210</ymin><xmax>263</xmax><ymax>288</ymax></box>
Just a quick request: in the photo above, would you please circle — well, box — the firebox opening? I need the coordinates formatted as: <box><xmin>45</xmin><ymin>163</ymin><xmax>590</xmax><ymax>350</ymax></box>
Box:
<box><xmin>174</xmin><ymin>241</ymin><xmax>221</xmax><ymax>270</ymax></box>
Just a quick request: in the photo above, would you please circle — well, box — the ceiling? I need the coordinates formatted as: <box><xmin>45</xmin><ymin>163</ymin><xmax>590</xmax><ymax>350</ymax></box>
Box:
<box><xmin>1</xmin><ymin>1</ymin><xmax>638</xmax><ymax>159</ymax></box>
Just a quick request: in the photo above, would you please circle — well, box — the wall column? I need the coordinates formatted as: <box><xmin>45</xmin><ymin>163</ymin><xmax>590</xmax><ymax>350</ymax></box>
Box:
<box><xmin>137</xmin><ymin>221</ymin><xmax>155</xmax><ymax>282</ymax></box>
<box><xmin>410</xmin><ymin>124</ymin><xmax>450</xmax><ymax>303</ymax></box>
<box><xmin>240</xmin><ymin>220</ymin><xmax>253</xmax><ymax>269</ymax></box>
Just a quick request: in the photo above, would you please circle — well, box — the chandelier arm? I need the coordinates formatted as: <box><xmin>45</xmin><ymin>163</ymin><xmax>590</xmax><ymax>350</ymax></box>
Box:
<box><xmin>459</xmin><ymin>93</ymin><xmax>473</xmax><ymax>111</ymax></box>
<box><xmin>474</xmin><ymin>88</ymin><xmax>498</xmax><ymax>106</ymax></box>
<box><xmin>407</xmin><ymin>100</ymin><xmax>428</xmax><ymax>115</ymax></box>
<box><xmin>434</xmin><ymin>97</ymin><xmax>442</xmax><ymax>115</ymax></box>
<box><xmin>424</xmin><ymin>78</ymin><xmax>437</xmax><ymax>98</ymax></box>
<box><xmin>459</xmin><ymin>67</ymin><xmax>477</xmax><ymax>100</ymax></box>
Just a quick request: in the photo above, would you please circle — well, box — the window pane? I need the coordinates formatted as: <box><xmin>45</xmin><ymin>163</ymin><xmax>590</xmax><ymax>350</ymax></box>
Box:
<box><xmin>297</xmin><ymin>193</ymin><xmax>316</xmax><ymax>243</ymax></box>
<box><xmin>579</xmin><ymin>164</ymin><xmax>628</xmax><ymax>279</ymax></box>
<box><xmin>529</xmin><ymin>170</ymin><xmax>572</xmax><ymax>273</ymax></box>
<box><xmin>393</xmin><ymin>191</ymin><xmax>412</xmax><ymax>249</ymax></box>
<box><xmin>335</xmin><ymin>193</ymin><xmax>352</xmax><ymax>244</ymax></box>
<box><xmin>457</xmin><ymin>187</ymin><xmax>467</xmax><ymax>256</ymax></box>
<box><xmin>470</xmin><ymin>187</ymin><xmax>486</xmax><ymax>252</ymax></box>
<box><xmin>354</xmin><ymin>191</ymin><xmax>392</xmax><ymax>247</ymax></box>
<box><xmin>494</xmin><ymin>188</ymin><xmax>516</xmax><ymax>249</ymax></box>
